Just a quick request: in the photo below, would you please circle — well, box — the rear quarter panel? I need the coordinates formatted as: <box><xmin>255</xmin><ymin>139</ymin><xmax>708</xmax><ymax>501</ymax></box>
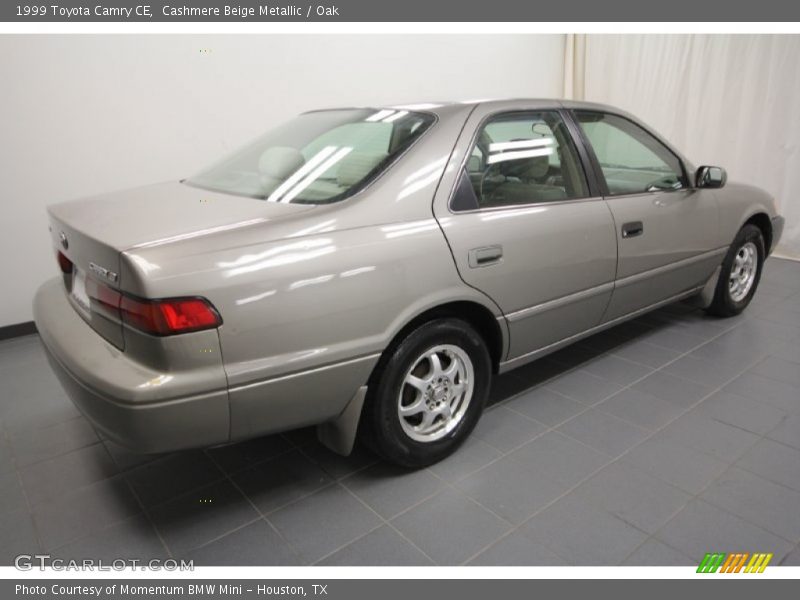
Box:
<box><xmin>124</xmin><ymin>220</ymin><xmax>502</xmax><ymax>438</ymax></box>
<box><xmin>117</xmin><ymin>103</ymin><xmax>504</xmax><ymax>438</ymax></box>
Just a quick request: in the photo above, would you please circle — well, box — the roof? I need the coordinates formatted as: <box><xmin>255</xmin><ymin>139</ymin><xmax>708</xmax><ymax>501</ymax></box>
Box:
<box><xmin>389</xmin><ymin>98</ymin><xmax>620</xmax><ymax>115</ymax></box>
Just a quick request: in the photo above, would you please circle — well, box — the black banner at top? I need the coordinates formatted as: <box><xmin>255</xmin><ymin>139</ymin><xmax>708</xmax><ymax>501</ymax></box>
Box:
<box><xmin>2</xmin><ymin>0</ymin><xmax>800</xmax><ymax>22</ymax></box>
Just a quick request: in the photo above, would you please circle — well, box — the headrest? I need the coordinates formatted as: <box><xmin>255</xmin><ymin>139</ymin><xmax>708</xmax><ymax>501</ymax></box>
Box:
<box><xmin>258</xmin><ymin>146</ymin><xmax>305</xmax><ymax>180</ymax></box>
<box><xmin>519</xmin><ymin>154</ymin><xmax>550</xmax><ymax>180</ymax></box>
<box><xmin>495</xmin><ymin>145</ymin><xmax>551</xmax><ymax>181</ymax></box>
<box><xmin>336</xmin><ymin>152</ymin><xmax>386</xmax><ymax>188</ymax></box>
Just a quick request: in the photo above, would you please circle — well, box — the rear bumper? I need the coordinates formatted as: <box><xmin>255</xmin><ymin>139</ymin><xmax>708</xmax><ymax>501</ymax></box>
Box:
<box><xmin>33</xmin><ymin>278</ymin><xmax>230</xmax><ymax>453</ymax></box>
<box><xmin>771</xmin><ymin>215</ymin><xmax>785</xmax><ymax>254</ymax></box>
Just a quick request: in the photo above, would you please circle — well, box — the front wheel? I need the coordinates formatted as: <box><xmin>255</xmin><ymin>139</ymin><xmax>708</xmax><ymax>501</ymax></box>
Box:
<box><xmin>361</xmin><ymin>318</ymin><xmax>491</xmax><ymax>468</ymax></box>
<box><xmin>706</xmin><ymin>224</ymin><xmax>765</xmax><ymax>317</ymax></box>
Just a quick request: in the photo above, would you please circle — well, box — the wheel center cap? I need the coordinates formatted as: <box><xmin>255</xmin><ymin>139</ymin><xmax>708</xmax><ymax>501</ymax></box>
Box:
<box><xmin>432</xmin><ymin>385</ymin><xmax>448</xmax><ymax>403</ymax></box>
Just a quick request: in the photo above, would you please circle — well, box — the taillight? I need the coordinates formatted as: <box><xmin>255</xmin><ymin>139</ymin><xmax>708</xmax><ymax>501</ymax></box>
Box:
<box><xmin>85</xmin><ymin>277</ymin><xmax>122</xmax><ymax>320</ymax></box>
<box><xmin>57</xmin><ymin>251</ymin><xmax>73</xmax><ymax>274</ymax></box>
<box><xmin>77</xmin><ymin>271</ymin><xmax>222</xmax><ymax>336</ymax></box>
<box><xmin>120</xmin><ymin>295</ymin><xmax>222</xmax><ymax>336</ymax></box>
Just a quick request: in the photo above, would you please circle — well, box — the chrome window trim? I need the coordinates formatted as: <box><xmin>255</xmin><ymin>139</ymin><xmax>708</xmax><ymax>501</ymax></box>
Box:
<box><xmin>599</xmin><ymin>187</ymin><xmax>695</xmax><ymax>202</ymax></box>
<box><xmin>446</xmin><ymin>194</ymin><xmax>606</xmax><ymax>216</ymax></box>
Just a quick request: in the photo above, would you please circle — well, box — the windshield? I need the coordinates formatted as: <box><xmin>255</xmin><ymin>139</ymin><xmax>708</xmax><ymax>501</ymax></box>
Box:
<box><xmin>186</xmin><ymin>108</ymin><xmax>435</xmax><ymax>204</ymax></box>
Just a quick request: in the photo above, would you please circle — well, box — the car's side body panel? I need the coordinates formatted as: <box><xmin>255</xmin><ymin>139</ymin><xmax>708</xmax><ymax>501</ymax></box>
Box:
<box><xmin>436</xmin><ymin>202</ymin><xmax>618</xmax><ymax>359</ymax></box>
<box><xmin>599</xmin><ymin>188</ymin><xmax>726</xmax><ymax>320</ymax></box>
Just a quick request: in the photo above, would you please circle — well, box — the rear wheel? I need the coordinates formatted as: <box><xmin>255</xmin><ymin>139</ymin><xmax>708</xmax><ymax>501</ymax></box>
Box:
<box><xmin>706</xmin><ymin>224</ymin><xmax>765</xmax><ymax>317</ymax></box>
<box><xmin>361</xmin><ymin>318</ymin><xmax>491</xmax><ymax>468</ymax></box>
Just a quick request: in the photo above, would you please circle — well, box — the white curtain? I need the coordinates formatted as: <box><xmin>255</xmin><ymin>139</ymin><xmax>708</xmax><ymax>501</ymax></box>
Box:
<box><xmin>567</xmin><ymin>34</ymin><xmax>800</xmax><ymax>259</ymax></box>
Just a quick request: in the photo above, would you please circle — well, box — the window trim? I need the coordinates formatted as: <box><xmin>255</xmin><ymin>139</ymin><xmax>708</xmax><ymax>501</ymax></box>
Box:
<box><xmin>447</xmin><ymin>109</ymin><xmax>598</xmax><ymax>214</ymax></box>
<box><xmin>568</xmin><ymin>109</ymin><xmax>691</xmax><ymax>199</ymax></box>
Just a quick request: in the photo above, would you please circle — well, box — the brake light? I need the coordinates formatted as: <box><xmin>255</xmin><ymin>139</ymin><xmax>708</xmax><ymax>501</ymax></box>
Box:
<box><xmin>85</xmin><ymin>277</ymin><xmax>122</xmax><ymax>320</ymax></box>
<box><xmin>120</xmin><ymin>295</ymin><xmax>222</xmax><ymax>336</ymax></box>
<box><xmin>57</xmin><ymin>251</ymin><xmax>73</xmax><ymax>274</ymax></box>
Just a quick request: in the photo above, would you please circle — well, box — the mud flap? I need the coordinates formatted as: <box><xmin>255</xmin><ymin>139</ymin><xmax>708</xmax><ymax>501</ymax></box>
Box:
<box><xmin>316</xmin><ymin>386</ymin><xmax>368</xmax><ymax>456</ymax></box>
<box><xmin>686</xmin><ymin>265</ymin><xmax>722</xmax><ymax>309</ymax></box>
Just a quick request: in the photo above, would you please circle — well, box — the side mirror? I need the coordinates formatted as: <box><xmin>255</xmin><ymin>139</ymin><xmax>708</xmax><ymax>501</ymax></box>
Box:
<box><xmin>696</xmin><ymin>166</ymin><xmax>727</xmax><ymax>189</ymax></box>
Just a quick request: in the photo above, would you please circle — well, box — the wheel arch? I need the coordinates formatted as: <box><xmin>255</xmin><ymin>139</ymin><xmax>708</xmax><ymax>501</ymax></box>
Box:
<box><xmin>316</xmin><ymin>298</ymin><xmax>507</xmax><ymax>457</ymax></box>
<box><xmin>371</xmin><ymin>300</ymin><xmax>507</xmax><ymax>382</ymax></box>
<box><xmin>743</xmin><ymin>212</ymin><xmax>773</xmax><ymax>253</ymax></box>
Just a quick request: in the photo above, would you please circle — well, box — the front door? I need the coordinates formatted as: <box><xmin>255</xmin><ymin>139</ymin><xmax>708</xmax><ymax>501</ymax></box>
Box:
<box><xmin>432</xmin><ymin>103</ymin><xmax>618</xmax><ymax>364</ymax></box>
<box><xmin>572</xmin><ymin>110</ymin><xmax>724</xmax><ymax>321</ymax></box>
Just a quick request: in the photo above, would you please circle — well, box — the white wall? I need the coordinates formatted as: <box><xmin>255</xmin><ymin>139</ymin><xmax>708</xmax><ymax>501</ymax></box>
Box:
<box><xmin>579</xmin><ymin>34</ymin><xmax>800</xmax><ymax>259</ymax></box>
<box><xmin>0</xmin><ymin>34</ymin><xmax>566</xmax><ymax>327</ymax></box>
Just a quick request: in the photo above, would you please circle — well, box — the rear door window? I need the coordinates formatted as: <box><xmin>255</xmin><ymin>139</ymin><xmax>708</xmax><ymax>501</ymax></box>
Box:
<box><xmin>455</xmin><ymin>111</ymin><xmax>589</xmax><ymax>211</ymax></box>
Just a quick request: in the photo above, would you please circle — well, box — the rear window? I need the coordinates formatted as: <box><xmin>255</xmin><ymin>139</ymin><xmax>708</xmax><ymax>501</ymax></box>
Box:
<box><xmin>186</xmin><ymin>108</ymin><xmax>435</xmax><ymax>204</ymax></box>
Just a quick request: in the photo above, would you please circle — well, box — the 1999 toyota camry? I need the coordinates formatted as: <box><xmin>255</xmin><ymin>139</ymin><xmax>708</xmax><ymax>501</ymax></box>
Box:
<box><xmin>34</xmin><ymin>99</ymin><xmax>785</xmax><ymax>467</ymax></box>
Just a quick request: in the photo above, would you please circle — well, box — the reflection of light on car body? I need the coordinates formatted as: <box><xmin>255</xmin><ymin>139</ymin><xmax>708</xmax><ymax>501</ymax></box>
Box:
<box><xmin>268</xmin><ymin>146</ymin><xmax>353</xmax><ymax>204</ymax></box>
<box><xmin>289</xmin><ymin>274</ymin><xmax>336</xmax><ymax>290</ymax></box>
<box><xmin>398</xmin><ymin>156</ymin><xmax>448</xmax><ymax>200</ymax></box>
<box><xmin>479</xmin><ymin>207</ymin><xmax>548</xmax><ymax>221</ymax></box>
<box><xmin>381</xmin><ymin>219</ymin><xmax>441</xmax><ymax>239</ymax></box>
<box><xmin>235</xmin><ymin>290</ymin><xmax>276</xmax><ymax>306</ymax></box>
<box><xmin>487</xmin><ymin>146</ymin><xmax>554</xmax><ymax>164</ymax></box>
<box><xmin>383</xmin><ymin>110</ymin><xmax>409</xmax><ymax>123</ymax></box>
<box><xmin>127</xmin><ymin>254</ymin><xmax>161</xmax><ymax>274</ymax></box>
<box><xmin>130</xmin><ymin>219</ymin><xmax>267</xmax><ymax>249</ymax></box>
<box><xmin>340</xmin><ymin>266</ymin><xmax>375</xmax><ymax>278</ymax></box>
<box><xmin>287</xmin><ymin>219</ymin><xmax>337</xmax><ymax>238</ymax></box>
<box><xmin>218</xmin><ymin>238</ymin><xmax>335</xmax><ymax>278</ymax></box>
<box><xmin>138</xmin><ymin>374</ymin><xmax>174</xmax><ymax>389</ymax></box>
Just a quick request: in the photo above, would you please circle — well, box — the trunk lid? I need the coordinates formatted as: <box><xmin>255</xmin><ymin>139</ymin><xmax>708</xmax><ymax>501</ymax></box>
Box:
<box><xmin>48</xmin><ymin>181</ymin><xmax>312</xmax><ymax>349</ymax></box>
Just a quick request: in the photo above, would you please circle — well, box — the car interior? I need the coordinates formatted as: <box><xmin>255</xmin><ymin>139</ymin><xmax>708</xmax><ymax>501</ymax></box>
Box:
<box><xmin>188</xmin><ymin>109</ymin><xmax>433</xmax><ymax>204</ymax></box>
<box><xmin>461</xmin><ymin>114</ymin><xmax>588</xmax><ymax>210</ymax></box>
<box><xmin>256</xmin><ymin>116</ymin><xmax>428</xmax><ymax>203</ymax></box>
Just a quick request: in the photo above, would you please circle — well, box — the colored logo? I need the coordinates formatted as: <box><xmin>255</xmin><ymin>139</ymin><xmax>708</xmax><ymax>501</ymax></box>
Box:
<box><xmin>697</xmin><ymin>552</ymin><xmax>773</xmax><ymax>573</ymax></box>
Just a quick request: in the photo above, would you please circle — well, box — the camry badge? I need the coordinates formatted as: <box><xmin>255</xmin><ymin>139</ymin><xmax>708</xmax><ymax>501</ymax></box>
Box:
<box><xmin>89</xmin><ymin>262</ymin><xmax>119</xmax><ymax>283</ymax></box>
<box><xmin>59</xmin><ymin>232</ymin><xmax>68</xmax><ymax>250</ymax></box>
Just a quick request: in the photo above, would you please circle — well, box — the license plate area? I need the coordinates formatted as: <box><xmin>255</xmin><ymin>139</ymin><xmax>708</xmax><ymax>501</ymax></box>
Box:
<box><xmin>70</xmin><ymin>268</ymin><xmax>91</xmax><ymax>315</ymax></box>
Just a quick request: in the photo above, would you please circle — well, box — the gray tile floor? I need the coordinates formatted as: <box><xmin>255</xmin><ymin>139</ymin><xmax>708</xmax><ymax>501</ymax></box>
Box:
<box><xmin>2</xmin><ymin>257</ymin><xmax>799</xmax><ymax>566</ymax></box>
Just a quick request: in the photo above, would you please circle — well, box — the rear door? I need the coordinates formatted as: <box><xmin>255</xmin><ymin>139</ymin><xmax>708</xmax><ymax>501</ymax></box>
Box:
<box><xmin>432</xmin><ymin>101</ymin><xmax>617</xmax><ymax>365</ymax></box>
<box><xmin>571</xmin><ymin>110</ymin><xmax>723</xmax><ymax>321</ymax></box>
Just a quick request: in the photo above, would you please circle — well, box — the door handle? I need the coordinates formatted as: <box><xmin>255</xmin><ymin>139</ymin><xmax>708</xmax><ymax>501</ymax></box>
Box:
<box><xmin>621</xmin><ymin>221</ymin><xmax>644</xmax><ymax>239</ymax></box>
<box><xmin>468</xmin><ymin>245</ymin><xmax>503</xmax><ymax>268</ymax></box>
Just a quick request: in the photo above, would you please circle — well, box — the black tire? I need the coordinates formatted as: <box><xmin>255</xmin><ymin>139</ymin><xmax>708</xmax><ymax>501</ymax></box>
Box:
<box><xmin>706</xmin><ymin>224</ymin><xmax>765</xmax><ymax>317</ymax></box>
<box><xmin>361</xmin><ymin>318</ymin><xmax>492</xmax><ymax>468</ymax></box>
